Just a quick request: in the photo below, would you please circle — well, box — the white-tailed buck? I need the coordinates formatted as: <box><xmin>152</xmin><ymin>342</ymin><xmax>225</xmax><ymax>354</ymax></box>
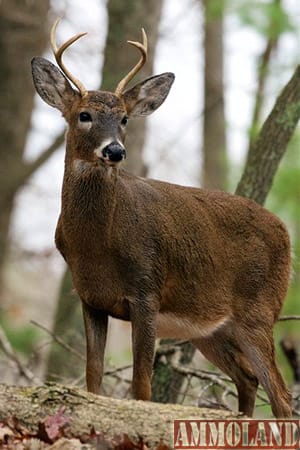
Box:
<box><xmin>31</xmin><ymin>19</ymin><xmax>292</xmax><ymax>418</ymax></box>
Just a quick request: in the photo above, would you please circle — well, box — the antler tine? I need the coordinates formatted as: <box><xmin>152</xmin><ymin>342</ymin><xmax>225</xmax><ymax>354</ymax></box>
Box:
<box><xmin>50</xmin><ymin>18</ymin><xmax>88</xmax><ymax>97</ymax></box>
<box><xmin>115</xmin><ymin>28</ymin><xmax>148</xmax><ymax>97</ymax></box>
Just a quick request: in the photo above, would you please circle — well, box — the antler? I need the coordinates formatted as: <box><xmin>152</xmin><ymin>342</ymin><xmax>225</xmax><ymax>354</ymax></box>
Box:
<box><xmin>51</xmin><ymin>18</ymin><xmax>88</xmax><ymax>97</ymax></box>
<box><xmin>115</xmin><ymin>28</ymin><xmax>148</xmax><ymax>97</ymax></box>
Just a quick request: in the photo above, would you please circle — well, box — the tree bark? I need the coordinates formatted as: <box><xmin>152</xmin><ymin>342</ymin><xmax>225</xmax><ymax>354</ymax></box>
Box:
<box><xmin>102</xmin><ymin>0</ymin><xmax>163</xmax><ymax>176</ymax></box>
<box><xmin>0</xmin><ymin>383</ymin><xmax>241</xmax><ymax>449</ymax></box>
<box><xmin>201</xmin><ymin>0</ymin><xmax>227</xmax><ymax>190</ymax></box>
<box><xmin>247</xmin><ymin>0</ymin><xmax>281</xmax><ymax>149</ymax></box>
<box><xmin>0</xmin><ymin>0</ymin><xmax>50</xmax><ymax>288</ymax></box>
<box><xmin>152</xmin><ymin>340</ymin><xmax>195</xmax><ymax>403</ymax></box>
<box><xmin>235</xmin><ymin>65</ymin><xmax>300</xmax><ymax>204</ymax></box>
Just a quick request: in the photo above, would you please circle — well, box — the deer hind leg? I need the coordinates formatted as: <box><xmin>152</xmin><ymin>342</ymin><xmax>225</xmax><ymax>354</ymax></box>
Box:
<box><xmin>238</xmin><ymin>326</ymin><xmax>292</xmax><ymax>418</ymax></box>
<box><xmin>192</xmin><ymin>332</ymin><xmax>258</xmax><ymax>417</ymax></box>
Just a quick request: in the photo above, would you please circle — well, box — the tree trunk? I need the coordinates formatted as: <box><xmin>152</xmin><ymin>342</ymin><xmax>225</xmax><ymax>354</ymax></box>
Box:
<box><xmin>201</xmin><ymin>0</ymin><xmax>227</xmax><ymax>190</ymax></box>
<box><xmin>247</xmin><ymin>0</ymin><xmax>281</xmax><ymax>148</ymax></box>
<box><xmin>0</xmin><ymin>0</ymin><xmax>50</xmax><ymax>288</ymax></box>
<box><xmin>0</xmin><ymin>383</ymin><xmax>241</xmax><ymax>449</ymax></box>
<box><xmin>0</xmin><ymin>201</ymin><xmax>14</xmax><ymax>292</ymax></box>
<box><xmin>102</xmin><ymin>0</ymin><xmax>163</xmax><ymax>175</ymax></box>
<box><xmin>235</xmin><ymin>65</ymin><xmax>300</xmax><ymax>204</ymax></box>
<box><xmin>152</xmin><ymin>340</ymin><xmax>195</xmax><ymax>403</ymax></box>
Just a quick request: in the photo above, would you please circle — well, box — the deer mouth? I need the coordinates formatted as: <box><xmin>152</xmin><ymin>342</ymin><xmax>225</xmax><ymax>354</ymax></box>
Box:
<box><xmin>98</xmin><ymin>157</ymin><xmax>124</xmax><ymax>168</ymax></box>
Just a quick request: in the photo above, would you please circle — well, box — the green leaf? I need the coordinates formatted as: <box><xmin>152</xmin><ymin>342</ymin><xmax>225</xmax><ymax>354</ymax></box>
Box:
<box><xmin>230</xmin><ymin>1</ymin><xmax>295</xmax><ymax>38</ymax></box>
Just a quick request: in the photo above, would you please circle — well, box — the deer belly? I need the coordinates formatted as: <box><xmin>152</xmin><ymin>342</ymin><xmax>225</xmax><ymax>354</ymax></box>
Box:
<box><xmin>156</xmin><ymin>312</ymin><xmax>229</xmax><ymax>339</ymax></box>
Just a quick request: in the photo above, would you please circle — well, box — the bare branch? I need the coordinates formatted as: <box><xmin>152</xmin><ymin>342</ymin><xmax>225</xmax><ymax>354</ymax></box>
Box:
<box><xmin>173</xmin><ymin>364</ymin><xmax>238</xmax><ymax>400</ymax></box>
<box><xmin>31</xmin><ymin>320</ymin><xmax>85</xmax><ymax>362</ymax></box>
<box><xmin>4</xmin><ymin>132</ymin><xmax>65</xmax><ymax>197</ymax></box>
<box><xmin>172</xmin><ymin>363</ymin><xmax>270</xmax><ymax>407</ymax></box>
<box><xmin>21</xmin><ymin>132</ymin><xmax>65</xmax><ymax>185</ymax></box>
<box><xmin>31</xmin><ymin>320</ymin><xmax>132</xmax><ymax>378</ymax></box>
<box><xmin>0</xmin><ymin>325</ymin><xmax>40</xmax><ymax>384</ymax></box>
<box><xmin>278</xmin><ymin>315</ymin><xmax>300</xmax><ymax>321</ymax></box>
<box><xmin>104</xmin><ymin>364</ymin><xmax>132</xmax><ymax>377</ymax></box>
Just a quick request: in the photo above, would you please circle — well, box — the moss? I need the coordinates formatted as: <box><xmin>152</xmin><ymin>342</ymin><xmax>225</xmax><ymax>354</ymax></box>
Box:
<box><xmin>19</xmin><ymin>386</ymin><xmax>36</xmax><ymax>397</ymax></box>
<box><xmin>276</xmin><ymin>101</ymin><xmax>300</xmax><ymax>130</ymax></box>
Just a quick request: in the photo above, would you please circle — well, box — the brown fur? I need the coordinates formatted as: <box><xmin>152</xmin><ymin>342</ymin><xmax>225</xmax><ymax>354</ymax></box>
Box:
<box><xmin>31</xmin><ymin>55</ymin><xmax>292</xmax><ymax>418</ymax></box>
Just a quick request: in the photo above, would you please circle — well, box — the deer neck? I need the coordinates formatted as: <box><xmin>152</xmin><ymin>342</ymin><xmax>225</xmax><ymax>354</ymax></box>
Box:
<box><xmin>61</xmin><ymin>155</ymin><xmax>120</xmax><ymax>240</ymax></box>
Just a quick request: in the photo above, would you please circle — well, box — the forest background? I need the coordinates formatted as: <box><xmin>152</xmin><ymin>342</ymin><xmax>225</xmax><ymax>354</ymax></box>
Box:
<box><xmin>0</xmin><ymin>0</ymin><xmax>299</xmax><ymax>418</ymax></box>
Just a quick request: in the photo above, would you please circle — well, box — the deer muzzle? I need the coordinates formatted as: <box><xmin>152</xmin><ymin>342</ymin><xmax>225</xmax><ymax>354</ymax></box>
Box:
<box><xmin>102</xmin><ymin>142</ymin><xmax>126</xmax><ymax>163</ymax></box>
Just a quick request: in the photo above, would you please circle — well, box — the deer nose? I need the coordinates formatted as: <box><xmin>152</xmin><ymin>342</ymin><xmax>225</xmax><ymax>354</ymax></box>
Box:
<box><xmin>102</xmin><ymin>142</ymin><xmax>126</xmax><ymax>162</ymax></box>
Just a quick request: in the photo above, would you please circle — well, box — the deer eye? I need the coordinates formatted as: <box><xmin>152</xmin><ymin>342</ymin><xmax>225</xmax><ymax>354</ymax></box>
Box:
<box><xmin>79</xmin><ymin>112</ymin><xmax>92</xmax><ymax>122</ymax></box>
<box><xmin>121</xmin><ymin>116</ymin><xmax>128</xmax><ymax>126</ymax></box>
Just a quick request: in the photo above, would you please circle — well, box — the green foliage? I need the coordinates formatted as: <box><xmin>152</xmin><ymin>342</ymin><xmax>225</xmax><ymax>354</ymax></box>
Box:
<box><xmin>205</xmin><ymin>0</ymin><xmax>226</xmax><ymax>20</ymax></box>
<box><xmin>0</xmin><ymin>314</ymin><xmax>40</xmax><ymax>355</ymax></box>
<box><xmin>228</xmin><ymin>0</ymin><xmax>295</xmax><ymax>39</ymax></box>
<box><xmin>267</xmin><ymin>134</ymin><xmax>300</xmax><ymax>221</ymax></box>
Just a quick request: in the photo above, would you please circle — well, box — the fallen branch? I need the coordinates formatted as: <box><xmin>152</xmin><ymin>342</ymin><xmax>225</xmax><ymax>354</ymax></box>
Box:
<box><xmin>0</xmin><ymin>383</ymin><xmax>241</xmax><ymax>449</ymax></box>
<box><xmin>172</xmin><ymin>364</ymin><xmax>269</xmax><ymax>406</ymax></box>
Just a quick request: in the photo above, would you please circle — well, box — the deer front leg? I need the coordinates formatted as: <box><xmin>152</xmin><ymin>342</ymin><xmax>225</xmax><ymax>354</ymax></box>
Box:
<box><xmin>130</xmin><ymin>302</ymin><xmax>156</xmax><ymax>401</ymax></box>
<box><xmin>82</xmin><ymin>302</ymin><xmax>108</xmax><ymax>394</ymax></box>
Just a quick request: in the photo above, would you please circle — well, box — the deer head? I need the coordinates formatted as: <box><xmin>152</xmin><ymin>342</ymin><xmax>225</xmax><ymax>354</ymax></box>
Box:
<box><xmin>31</xmin><ymin>19</ymin><xmax>174</xmax><ymax>167</ymax></box>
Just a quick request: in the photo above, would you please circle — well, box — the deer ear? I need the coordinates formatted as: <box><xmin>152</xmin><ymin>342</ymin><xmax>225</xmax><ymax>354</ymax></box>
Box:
<box><xmin>122</xmin><ymin>72</ymin><xmax>175</xmax><ymax>117</ymax></box>
<box><xmin>31</xmin><ymin>57</ymin><xmax>78</xmax><ymax>112</ymax></box>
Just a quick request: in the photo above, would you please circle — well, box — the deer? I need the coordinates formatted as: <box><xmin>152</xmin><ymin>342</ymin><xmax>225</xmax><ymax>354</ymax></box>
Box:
<box><xmin>31</xmin><ymin>19</ymin><xmax>292</xmax><ymax>418</ymax></box>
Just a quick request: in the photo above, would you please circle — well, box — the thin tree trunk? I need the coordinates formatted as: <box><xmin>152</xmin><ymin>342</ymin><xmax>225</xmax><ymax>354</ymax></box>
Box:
<box><xmin>0</xmin><ymin>0</ymin><xmax>50</xmax><ymax>289</ymax></box>
<box><xmin>102</xmin><ymin>0</ymin><xmax>163</xmax><ymax>176</ymax></box>
<box><xmin>0</xmin><ymin>201</ymin><xmax>14</xmax><ymax>294</ymax></box>
<box><xmin>202</xmin><ymin>0</ymin><xmax>227</xmax><ymax>190</ymax></box>
<box><xmin>247</xmin><ymin>0</ymin><xmax>281</xmax><ymax>149</ymax></box>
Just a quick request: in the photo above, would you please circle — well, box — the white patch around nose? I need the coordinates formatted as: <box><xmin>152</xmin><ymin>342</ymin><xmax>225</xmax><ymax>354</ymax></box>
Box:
<box><xmin>94</xmin><ymin>138</ymin><xmax>114</xmax><ymax>158</ymax></box>
<box><xmin>94</xmin><ymin>139</ymin><xmax>125</xmax><ymax>158</ymax></box>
